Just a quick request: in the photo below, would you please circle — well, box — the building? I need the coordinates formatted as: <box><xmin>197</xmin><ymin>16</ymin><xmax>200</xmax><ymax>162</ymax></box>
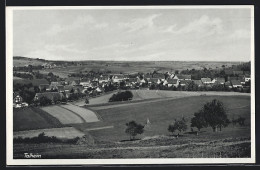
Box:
<box><xmin>177</xmin><ymin>74</ymin><xmax>192</xmax><ymax>80</ymax></box>
<box><xmin>152</xmin><ymin>73</ymin><xmax>165</xmax><ymax>81</ymax></box>
<box><xmin>167</xmin><ymin>79</ymin><xmax>179</xmax><ymax>87</ymax></box>
<box><xmin>193</xmin><ymin>80</ymin><xmax>203</xmax><ymax>87</ymax></box>
<box><xmin>224</xmin><ymin>81</ymin><xmax>232</xmax><ymax>88</ymax></box>
<box><xmin>148</xmin><ymin>78</ymin><xmax>161</xmax><ymax>84</ymax></box>
<box><xmin>179</xmin><ymin>80</ymin><xmax>192</xmax><ymax>86</ymax></box>
<box><xmin>201</xmin><ymin>78</ymin><xmax>212</xmax><ymax>85</ymax></box>
<box><xmin>231</xmin><ymin>80</ymin><xmax>243</xmax><ymax>88</ymax></box>
<box><xmin>112</xmin><ymin>74</ymin><xmax>124</xmax><ymax>83</ymax></box>
<box><xmin>212</xmin><ymin>78</ymin><xmax>225</xmax><ymax>85</ymax></box>
<box><xmin>39</xmin><ymin>84</ymin><xmax>50</xmax><ymax>92</ymax></box>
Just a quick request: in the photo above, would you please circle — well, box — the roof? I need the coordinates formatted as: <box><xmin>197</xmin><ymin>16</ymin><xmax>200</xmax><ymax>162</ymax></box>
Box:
<box><xmin>50</xmin><ymin>82</ymin><xmax>59</xmax><ymax>85</ymax></box>
<box><xmin>35</xmin><ymin>92</ymin><xmax>64</xmax><ymax>100</ymax></box>
<box><xmin>179</xmin><ymin>80</ymin><xmax>192</xmax><ymax>85</ymax></box>
<box><xmin>193</xmin><ymin>80</ymin><xmax>203</xmax><ymax>86</ymax></box>
<box><xmin>201</xmin><ymin>78</ymin><xmax>211</xmax><ymax>83</ymax></box>
<box><xmin>167</xmin><ymin>79</ymin><xmax>178</xmax><ymax>84</ymax></box>
<box><xmin>149</xmin><ymin>78</ymin><xmax>160</xmax><ymax>83</ymax></box>
<box><xmin>225</xmin><ymin>81</ymin><xmax>231</xmax><ymax>86</ymax></box>
<box><xmin>215</xmin><ymin>78</ymin><xmax>225</xmax><ymax>84</ymax></box>
<box><xmin>177</xmin><ymin>74</ymin><xmax>191</xmax><ymax>80</ymax></box>
<box><xmin>113</xmin><ymin>74</ymin><xmax>124</xmax><ymax>79</ymax></box>
<box><xmin>231</xmin><ymin>80</ymin><xmax>242</xmax><ymax>86</ymax></box>
<box><xmin>64</xmin><ymin>85</ymin><xmax>74</xmax><ymax>91</ymax></box>
<box><xmin>128</xmin><ymin>78</ymin><xmax>138</xmax><ymax>83</ymax></box>
<box><xmin>56</xmin><ymin>85</ymin><xmax>65</xmax><ymax>91</ymax></box>
<box><xmin>152</xmin><ymin>74</ymin><xmax>165</xmax><ymax>79</ymax></box>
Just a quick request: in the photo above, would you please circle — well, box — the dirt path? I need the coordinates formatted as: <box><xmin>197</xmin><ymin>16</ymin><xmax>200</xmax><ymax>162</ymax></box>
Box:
<box><xmin>86</xmin><ymin>126</ymin><xmax>114</xmax><ymax>131</ymax></box>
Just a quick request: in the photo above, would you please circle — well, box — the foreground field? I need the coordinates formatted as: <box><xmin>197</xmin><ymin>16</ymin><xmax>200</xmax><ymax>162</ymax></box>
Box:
<box><xmin>13</xmin><ymin>107</ymin><xmax>63</xmax><ymax>131</ymax></box>
<box><xmin>13</xmin><ymin>93</ymin><xmax>251</xmax><ymax>158</ymax></box>
<box><xmin>14</xmin><ymin>127</ymin><xmax>85</xmax><ymax>139</ymax></box>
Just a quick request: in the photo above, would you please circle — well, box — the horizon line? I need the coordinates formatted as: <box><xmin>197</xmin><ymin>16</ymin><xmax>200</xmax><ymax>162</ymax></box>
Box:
<box><xmin>13</xmin><ymin>56</ymin><xmax>250</xmax><ymax>63</ymax></box>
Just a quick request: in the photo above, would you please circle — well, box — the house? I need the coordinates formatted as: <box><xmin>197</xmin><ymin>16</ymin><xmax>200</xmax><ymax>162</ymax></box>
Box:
<box><xmin>126</xmin><ymin>78</ymin><xmax>138</xmax><ymax>87</ymax></box>
<box><xmin>99</xmin><ymin>75</ymin><xmax>109</xmax><ymax>83</ymax></box>
<box><xmin>80</xmin><ymin>78</ymin><xmax>91</xmax><ymax>87</ymax></box>
<box><xmin>179</xmin><ymin>80</ymin><xmax>192</xmax><ymax>86</ymax></box>
<box><xmin>231</xmin><ymin>80</ymin><xmax>243</xmax><ymax>88</ymax></box>
<box><xmin>212</xmin><ymin>78</ymin><xmax>225</xmax><ymax>85</ymax></box>
<box><xmin>64</xmin><ymin>85</ymin><xmax>74</xmax><ymax>93</ymax></box>
<box><xmin>112</xmin><ymin>74</ymin><xmax>124</xmax><ymax>83</ymax></box>
<box><xmin>13</xmin><ymin>93</ymin><xmax>29</xmax><ymax>108</ymax></box>
<box><xmin>71</xmin><ymin>80</ymin><xmax>80</xmax><ymax>86</ymax></box>
<box><xmin>144</xmin><ymin>74</ymin><xmax>153</xmax><ymax>81</ymax></box>
<box><xmin>224</xmin><ymin>81</ymin><xmax>232</xmax><ymax>88</ymax></box>
<box><xmin>201</xmin><ymin>78</ymin><xmax>212</xmax><ymax>85</ymax></box>
<box><xmin>56</xmin><ymin>85</ymin><xmax>65</xmax><ymax>93</ymax></box>
<box><xmin>149</xmin><ymin>78</ymin><xmax>161</xmax><ymax>84</ymax></box>
<box><xmin>152</xmin><ymin>73</ymin><xmax>165</xmax><ymax>81</ymax></box>
<box><xmin>177</xmin><ymin>74</ymin><xmax>191</xmax><ymax>80</ymax></box>
<box><xmin>13</xmin><ymin>93</ymin><xmax>23</xmax><ymax>104</ymax></box>
<box><xmin>193</xmin><ymin>80</ymin><xmax>203</xmax><ymax>87</ymax></box>
<box><xmin>167</xmin><ymin>79</ymin><xmax>179</xmax><ymax>87</ymax></box>
<box><xmin>34</xmin><ymin>92</ymin><xmax>65</xmax><ymax>102</ymax></box>
<box><xmin>39</xmin><ymin>84</ymin><xmax>50</xmax><ymax>92</ymax></box>
<box><xmin>245</xmin><ymin>74</ymin><xmax>251</xmax><ymax>82</ymax></box>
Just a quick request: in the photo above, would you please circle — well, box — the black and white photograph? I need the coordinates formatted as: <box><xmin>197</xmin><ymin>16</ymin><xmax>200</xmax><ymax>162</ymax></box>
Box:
<box><xmin>6</xmin><ymin>5</ymin><xmax>255</xmax><ymax>165</ymax></box>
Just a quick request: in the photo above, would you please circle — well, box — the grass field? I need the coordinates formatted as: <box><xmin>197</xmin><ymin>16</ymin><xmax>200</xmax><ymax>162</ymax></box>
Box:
<box><xmin>13</xmin><ymin>107</ymin><xmax>63</xmax><ymax>131</ymax></box>
<box><xmin>41</xmin><ymin>105</ymin><xmax>84</xmax><ymax>124</ymax></box>
<box><xmin>13</xmin><ymin>93</ymin><xmax>251</xmax><ymax>158</ymax></box>
<box><xmin>86</xmin><ymin>95</ymin><xmax>250</xmax><ymax>142</ymax></box>
<box><xmin>60</xmin><ymin>104</ymin><xmax>99</xmax><ymax>123</ymax></box>
<box><xmin>14</xmin><ymin>127</ymin><xmax>85</xmax><ymax>139</ymax></box>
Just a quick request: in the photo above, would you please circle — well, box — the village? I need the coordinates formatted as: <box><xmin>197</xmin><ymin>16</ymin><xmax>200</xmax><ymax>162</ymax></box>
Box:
<box><xmin>13</xmin><ymin>65</ymin><xmax>251</xmax><ymax>108</ymax></box>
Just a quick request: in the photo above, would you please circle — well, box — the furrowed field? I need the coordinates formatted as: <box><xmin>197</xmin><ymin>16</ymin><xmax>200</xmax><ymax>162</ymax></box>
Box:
<box><xmin>13</xmin><ymin>90</ymin><xmax>251</xmax><ymax>158</ymax></box>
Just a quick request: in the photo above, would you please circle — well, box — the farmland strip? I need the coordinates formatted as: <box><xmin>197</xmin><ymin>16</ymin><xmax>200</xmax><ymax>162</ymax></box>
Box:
<box><xmin>59</xmin><ymin>105</ymin><xmax>86</xmax><ymax>123</ymax></box>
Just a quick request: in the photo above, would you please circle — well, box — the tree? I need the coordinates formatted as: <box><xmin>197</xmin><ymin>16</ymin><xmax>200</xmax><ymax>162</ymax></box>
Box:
<box><xmin>85</xmin><ymin>98</ymin><xmax>89</xmax><ymax>104</ymax></box>
<box><xmin>191</xmin><ymin>110</ymin><xmax>207</xmax><ymax>135</ymax></box>
<box><xmin>168</xmin><ymin>124</ymin><xmax>176</xmax><ymax>135</ymax></box>
<box><xmin>125</xmin><ymin>121</ymin><xmax>144</xmax><ymax>140</ymax></box>
<box><xmin>237</xmin><ymin>117</ymin><xmax>246</xmax><ymax>126</ymax></box>
<box><xmin>168</xmin><ymin>119</ymin><xmax>187</xmax><ymax>137</ymax></box>
<box><xmin>201</xmin><ymin>99</ymin><xmax>230</xmax><ymax>132</ymax></box>
<box><xmin>38</xmin><ymin>96</ymin><xmax>52</xmax><ymax>106</ymax></box>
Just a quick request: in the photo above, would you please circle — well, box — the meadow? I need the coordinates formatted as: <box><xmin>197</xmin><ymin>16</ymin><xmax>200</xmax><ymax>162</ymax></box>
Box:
<box><xmin>13</xmin><ymin>91</ymin><xmax>251</xmax><ymax>158</ymax></box>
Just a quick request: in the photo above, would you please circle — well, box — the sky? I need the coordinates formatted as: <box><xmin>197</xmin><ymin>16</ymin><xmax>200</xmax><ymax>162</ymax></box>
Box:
<box><xmin>13</xmin><ymin>7</ymin><xmax>252</xmax><ymax>61</ymax></box>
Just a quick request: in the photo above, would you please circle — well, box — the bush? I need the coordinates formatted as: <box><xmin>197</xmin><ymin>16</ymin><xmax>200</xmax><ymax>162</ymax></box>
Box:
<box><xmin>13</xmin><ymin>132</ymin><xmax>80</xmax><ymax>144</ymax></box>
<box><xmin>109</xmin><ymin>91</ymin><xmax>133</xmax><ymax>102</ymax></box>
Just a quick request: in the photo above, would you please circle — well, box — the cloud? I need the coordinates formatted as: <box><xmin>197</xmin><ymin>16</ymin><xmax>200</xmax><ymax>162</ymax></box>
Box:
<box><xmin>45</xmin><ymin>15</ymin><xmax>107</xmax><ymax>36</ymax></box>
<box><xmin>162</xmin><ymin>15</ymin><xmax>223</xmax><ymax>36</ymax></box>
<box><xmin>118</xmin><ymin>14</ymin><xmax>161</xmax><ymax>33</ymax></box>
